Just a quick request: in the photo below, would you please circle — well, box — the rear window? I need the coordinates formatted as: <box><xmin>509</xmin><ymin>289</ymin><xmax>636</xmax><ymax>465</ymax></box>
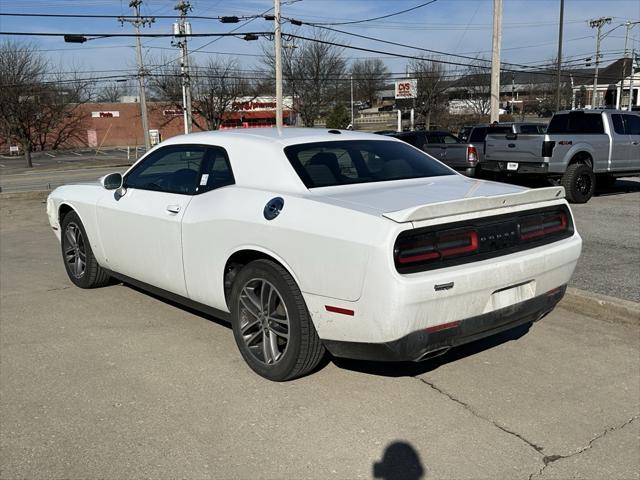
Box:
<box><xmin>519</xmin><ymin>125</ymin><xmax>544</xmax><ymax>134</ymax></box>
<box><xmin>470</xmin><ymin>126</ymin><xmax>512</xmax><ymax>142</ymax></box>
<box><xmin>547</xmin><ymin>112</ymin><xmax>604</xmax><ymax>134</ymax></box>
<box><xmin>284</xmin><ymin>140</ymin><xmax>454</xmax><ymax>188</ymax></box>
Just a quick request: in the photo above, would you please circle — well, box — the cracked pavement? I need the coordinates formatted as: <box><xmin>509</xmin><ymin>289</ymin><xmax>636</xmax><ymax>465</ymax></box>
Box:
<box><xmin>2</xmin><ymin>197</ymin><xmax>639</xmax><ymax>479</ymax></box>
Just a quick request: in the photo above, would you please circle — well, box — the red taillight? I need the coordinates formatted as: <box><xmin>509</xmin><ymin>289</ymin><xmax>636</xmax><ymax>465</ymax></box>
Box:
<box><xmin>426</xmin><ymin>320</ymin><xmax>461</xmax><ymax>334</ymax></box>
<box><xmin>325</xmin><ymin>305</ymin><xmax>355</xmax><ymax>316</ymax></box>
<box><xmin>397</xmin><ymin>229</ymin><xmax>478</xmax><ymax>265</ymax></box>
<box><xmin>519</xmin><ymin>212</ymin><xmax>568</xmax><ymax>241</ymax></box>
<box><xmin>466</xmin><ymin>146</ymin><xmax>478</xmax><ymax>166</ymax></box>
<box><xmin>439</xmin><ymin>230</ymin><xmax>478</xmax><ymax>257</ymax></box>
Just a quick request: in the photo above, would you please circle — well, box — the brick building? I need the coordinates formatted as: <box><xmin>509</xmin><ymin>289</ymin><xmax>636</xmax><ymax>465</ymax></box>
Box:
<box><xmin>80</xmin><ymin>97</ymin><xmax>293</xmax><ymax>148</ymax></box>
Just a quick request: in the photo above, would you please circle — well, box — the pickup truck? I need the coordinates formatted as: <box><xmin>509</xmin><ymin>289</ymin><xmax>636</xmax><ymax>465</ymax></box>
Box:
<box><xmin>458</xmin><ymin>122</ymin><xmax>546</xmax><ymax>143</ymax></box>
<box><xmin>483</xmin><ymin>109</ymin><xmax>640</xmax><ymax>202</ymax></box>
<box><xmin>384</xmin><ymin>130</ymin><xmax>480</xmax><ymax>176</ymax></box>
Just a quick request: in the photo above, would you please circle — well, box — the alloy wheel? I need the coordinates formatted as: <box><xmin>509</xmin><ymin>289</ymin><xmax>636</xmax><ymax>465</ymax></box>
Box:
<box><xmin>63</xmin><ymin>223</ymin><xmax>86</xmax><ymax>278</ymax></box>
<box><xmin>576</xmin><ymin>173</ymin><xmax>592</xmax><ymax>196</ymax></box>
<box><xmin>238</xmin><ymin>279</ymin><xmax>290</xmax><ymax>365</ymax></box>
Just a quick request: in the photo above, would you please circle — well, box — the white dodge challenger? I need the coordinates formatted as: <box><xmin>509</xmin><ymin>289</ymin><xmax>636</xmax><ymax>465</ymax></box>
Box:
<box><xmin>47</xmin><ymin>128</ymin><xmax>582</xmax><ymax>381</ymax></box>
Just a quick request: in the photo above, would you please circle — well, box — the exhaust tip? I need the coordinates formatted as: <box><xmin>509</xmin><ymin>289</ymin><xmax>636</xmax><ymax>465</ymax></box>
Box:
<box><xmin>414</xmin><ymin>346</ymin><xmax>451</xmax><ymax>362</ymax></box>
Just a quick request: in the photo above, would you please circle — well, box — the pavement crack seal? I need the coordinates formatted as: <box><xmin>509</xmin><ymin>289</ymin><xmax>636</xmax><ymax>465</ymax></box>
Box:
<box><xmin>416</xmin><ymin>377</ymin><xmax>544</xmax><ymax>454</ymax></box>
<box><xmin>416</xmin><ymin>377</ymin><xmax>639</xmax><ymax>480</ymax></box>
<box><xmin>529</xmin><ymin>415</ymin><xmax>639</xmax><ymax>480</ymax></box>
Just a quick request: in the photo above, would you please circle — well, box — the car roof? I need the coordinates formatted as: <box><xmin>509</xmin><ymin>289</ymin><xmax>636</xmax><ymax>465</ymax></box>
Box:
<box><xmin>150</xmin><ymin>128</ymin><xmax>403</xmax><ymax>195</ymax></box>
<box><xmin>160</xmin><ymin>127</ymin><xmax>390</xmax><ymax>148</ymax></box>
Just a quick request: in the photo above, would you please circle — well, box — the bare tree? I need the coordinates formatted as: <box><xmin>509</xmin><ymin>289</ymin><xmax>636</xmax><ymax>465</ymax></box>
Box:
<box><xmin>351</xmin><ymin>58</ymin><xmax>389</xmax><ymax>106</ymax></box>
<box><xmin>409</xmin><ymin>57</ymin><xmax>449</xmax><ymax>129</ymax></box>
<box><xmin>264</xmin><ymin>32</ymin><xmax>347</xmax><ymax>127</ymax></box>
<box><xmin>97</xmin><ymin>81</ymin><xmax>127</xmax><ymax>103</ymax></box>
<box><xmin>192</xmin><ymin>58</ymin><xmax>255</xmax><ymax>130</ymax></box>
<box><xmin>0</xmin><ymin>41</ymin><xmax>91</xmax><ymax>167</ymax></box>
<box><xmin>151</xmin><ymin>57</ymin><xmax>255</xmax><ymax>131</ymax></box>
<box><xmin>458</xmin><ymin>60</ymin><xmax>492</xmax><ymax>117</ymax></box>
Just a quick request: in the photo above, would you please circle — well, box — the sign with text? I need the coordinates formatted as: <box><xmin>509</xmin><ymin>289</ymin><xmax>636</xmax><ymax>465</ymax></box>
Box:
<box><xmin>91</xmin><ymin>111</ymin><xmax>120</xmax><ymax>118</ymax></box>
<box><xmin>394</xmin><ymin>79</ymin><xmax>418</xmax><ymax>99</ymax></box>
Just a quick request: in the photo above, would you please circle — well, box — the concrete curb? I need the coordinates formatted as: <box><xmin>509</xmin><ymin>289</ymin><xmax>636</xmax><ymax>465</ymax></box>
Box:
<box><xmin>0</xmin><ymin>190</ymin><xmax>50</xmax><ymax>201</ymax></box>
<box><xmin>560</xmin><ymin>287</ymin><xmax>640</xmax><ymax>326</ymax></box>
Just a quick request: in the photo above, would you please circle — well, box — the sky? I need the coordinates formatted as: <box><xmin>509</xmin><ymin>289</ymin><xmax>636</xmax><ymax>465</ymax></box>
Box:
<box><xmin>1</xmin><ymin>0</ymin><xmax>639</xmax><ymax>86</ymax></box>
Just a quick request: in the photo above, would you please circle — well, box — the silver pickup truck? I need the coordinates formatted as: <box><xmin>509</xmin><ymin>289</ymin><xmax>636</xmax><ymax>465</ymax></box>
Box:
<box><xmin>483</xmin><ymin>109</ymin><xmax>640</xmax><ymax>202</ymax></box>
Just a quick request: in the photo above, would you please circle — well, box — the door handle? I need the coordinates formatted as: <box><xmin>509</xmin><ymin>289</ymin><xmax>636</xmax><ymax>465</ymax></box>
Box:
<box><xmin>166</xmin><ymin>205</ymin><xmax>181</xmax><ymax>214</ymax></box>
<box><xmin>632</xmin><ymin>141</ymin><xmax>639</xmax><ymax>146</ymax></box>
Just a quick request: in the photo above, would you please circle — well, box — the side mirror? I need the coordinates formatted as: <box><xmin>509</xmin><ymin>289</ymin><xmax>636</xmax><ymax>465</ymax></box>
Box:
<box><xmin>101</xmin><ymin>172</ymin><xmax>123</xmax><ymax>190</ymax></box>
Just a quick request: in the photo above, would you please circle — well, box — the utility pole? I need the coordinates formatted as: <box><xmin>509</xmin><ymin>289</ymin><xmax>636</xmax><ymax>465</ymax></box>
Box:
<box><xmin>274</xmin><ymin>0</ymin><xmax>283</xmax><ymax>129</ymax></box>
<box><xmin>555</xmin><ymin>0</ymin><xmax>564</xmax><ymax>112</ymax></box>
<box><xmin>490</xmin><ymin>0</ymin><xmax>503</xmax><ymax>123</ymax></box>
<box><xmin>620</xmin><ymin>22</ymin><xmax>639</xmax><ymax>111</ymax></box>
<box><xmin>629</xmin><ymin>49</ymin><xmax>636</xmax><ymax>111</ymax></box>
<box><xmin>570</xmin><ymin>73</ymin><xmax>575</xmax><ymax>110</ymax></box>
<box><xmin>350</xmin><ymin>73</ymin><xmax>354</xmax><ymax>127</ymax></box>
<box><xmin>120</xmin><ymin>1</ymin><xmax>154</xmax><ymax>150</ymax></box>
<box><xmin>590</xmin><ymin>17</ymin><xmax>611</xmax><ymax>109</ymax></box>
<box><xmin>511</xmin><ymin>73</ymin><xmax>515</xmax><ymax>114</ymax></box>
<box><xmin>173</xmin><ymin>0</ymin><xmax>193</xmax><ymax>134</ymax></box>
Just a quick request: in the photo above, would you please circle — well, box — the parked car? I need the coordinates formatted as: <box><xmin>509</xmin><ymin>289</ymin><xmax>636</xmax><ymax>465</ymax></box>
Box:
<box><xmin>484</xmin><ymin>109</ymin><xmax>640</xmax><ymax>202</ymax></box>
<box><xmin>384</xmin><ymin>130</ymin><xmax>480</xmax><ymax>176</ymax></box>
<box><xmin>46</xmin><ymin>129</ymin><xmax>582</xmax><ymax>381</ymax></box>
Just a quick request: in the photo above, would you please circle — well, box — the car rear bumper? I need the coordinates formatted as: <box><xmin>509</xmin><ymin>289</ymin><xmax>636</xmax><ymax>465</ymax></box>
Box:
<box><xmin>482</xmin><ymin>160</ymin><xmax>549</xmax><ymax>175</ymax></box>
<box><xmin>322</xmin><ymin>285</ymin><xmax>565</xmax><ymax>362</ymax></box>
<box><xmin>303</xmin><ymin>231</ymin><xmax>581</xmax><ymax>346</ymax></box>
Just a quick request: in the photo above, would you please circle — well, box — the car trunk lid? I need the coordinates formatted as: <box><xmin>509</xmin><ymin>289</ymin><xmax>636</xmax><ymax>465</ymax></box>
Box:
<box><xmin>313</xmin><ymin>176</ymin><xmax>565</xmax><ymax>223</ymax></box>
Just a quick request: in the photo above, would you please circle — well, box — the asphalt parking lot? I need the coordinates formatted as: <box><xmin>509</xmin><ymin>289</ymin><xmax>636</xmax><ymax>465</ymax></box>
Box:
<box><xmin>1</xmin><ymin>192</ymin><xmax>639</xmax><ymax>479</ymax></box>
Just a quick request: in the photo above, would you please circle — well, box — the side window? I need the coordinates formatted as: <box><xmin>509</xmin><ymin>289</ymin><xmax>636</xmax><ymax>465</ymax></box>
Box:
<box><xmin>577</xmin><ymin>113</ymin><xmax>604</xmax><ymax>134</ymax></box>
<box><xmin>125</xmin><ymin>145</ymin><xmax>206</xmax><ymax>195</ymax></box>
<box><xmin>442</xmin><ymin>135</ymin><xmax>460</xmax><ymax>144</ymax></box>
<box><xmin>469</xmin><ymin>128</ymin><xmax>487</xmax><ymax>142</ymax></box>
<box><xmin>425</xmin><ymin>134</ymin><xmax>441</xmax><ymax>144</ymax></box>
<box><xmin>197</xmin><ymin>147</ymin><xmax>235</xmax><ymax>193</ymax></box>
<box><xmin>623</xmin><ymin>114</ymin><xmax>640</xmax><ymax>135</ymax></box>
<box><xmin>612</xmin><ymin>114</ymin><xmax>625</xmax><ymax>134</ymax></box>
<box><xmin>547</xmin><ymin>114</ymin><xmax>569</xmax><ymax>133</ymax></box>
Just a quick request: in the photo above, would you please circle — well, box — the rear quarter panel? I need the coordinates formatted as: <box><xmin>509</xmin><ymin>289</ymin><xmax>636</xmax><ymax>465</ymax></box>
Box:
<box><xmin>548</xmin><ymin>137</ymin><xmax>604</xmax><ymax>173</ymax></box>
<box><xmin>181</xmin><ymin>186</ymin><xmax>392</xmax><ymax>311</ymax></box>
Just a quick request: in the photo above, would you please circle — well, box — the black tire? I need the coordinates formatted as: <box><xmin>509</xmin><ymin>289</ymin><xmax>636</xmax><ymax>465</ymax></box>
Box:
<box><xmin>562</xmin><ymin>163</ymin><xmax>595</xmax><ymax>203</ymax></box>
<box><xmin>229</xmin><ymin>259</ymin><xmax>325</xmax><ymax>381</ymax></box>
<box><xmin>60</xmin><ymin>210</ymin><xmax>111</xmax><ymax>289</ymax></box>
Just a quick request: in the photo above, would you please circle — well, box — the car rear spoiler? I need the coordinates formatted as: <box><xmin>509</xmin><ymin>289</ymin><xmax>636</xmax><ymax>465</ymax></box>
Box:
<box><xmin>382</xmin><ymin>186</ymin><xmax>565</xmax><ymax>223</ymax></box>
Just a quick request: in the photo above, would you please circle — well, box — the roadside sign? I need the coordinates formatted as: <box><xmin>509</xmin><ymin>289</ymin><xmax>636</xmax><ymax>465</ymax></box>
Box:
<box><xmin>91</xmin><ymin>111</ymin><xmax>120</xmax><ymax>118</ymax></box>
<box><xmin>9</xmin><ymin>145</ymin><xmax>19</xmax><ymax>155</ymax></box>
<box><xmin>395</xmin><ymin>79</ymin><xmax>418</xmax><ymax>99</ymax></box>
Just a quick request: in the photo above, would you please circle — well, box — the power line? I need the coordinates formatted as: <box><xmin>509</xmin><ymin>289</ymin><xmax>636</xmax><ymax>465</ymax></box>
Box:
<box><xmin>283</xmin><ymin>32</ymin><xmax>607</xmax><ymax>82</ymax></box>
<box><xmin>0</xmin><ymin>30</ymin><xmax>272</xmax><ymax>38</ymax></box>
<box><xmin>0</xmin><ymin>12</ymin><xmax>259</xmax><ymax>20</ymax></box>
<box><xmin>302</xmin><ymin>0</ymin><xmax>438</xmax><ymax>26</ymax></box>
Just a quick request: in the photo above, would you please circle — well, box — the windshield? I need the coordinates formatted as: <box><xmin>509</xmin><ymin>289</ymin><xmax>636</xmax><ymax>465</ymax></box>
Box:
<box><xmin>284</xmin><ymin>140</ymin><xmax>454</xmax><ymax>188</ymax></box>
